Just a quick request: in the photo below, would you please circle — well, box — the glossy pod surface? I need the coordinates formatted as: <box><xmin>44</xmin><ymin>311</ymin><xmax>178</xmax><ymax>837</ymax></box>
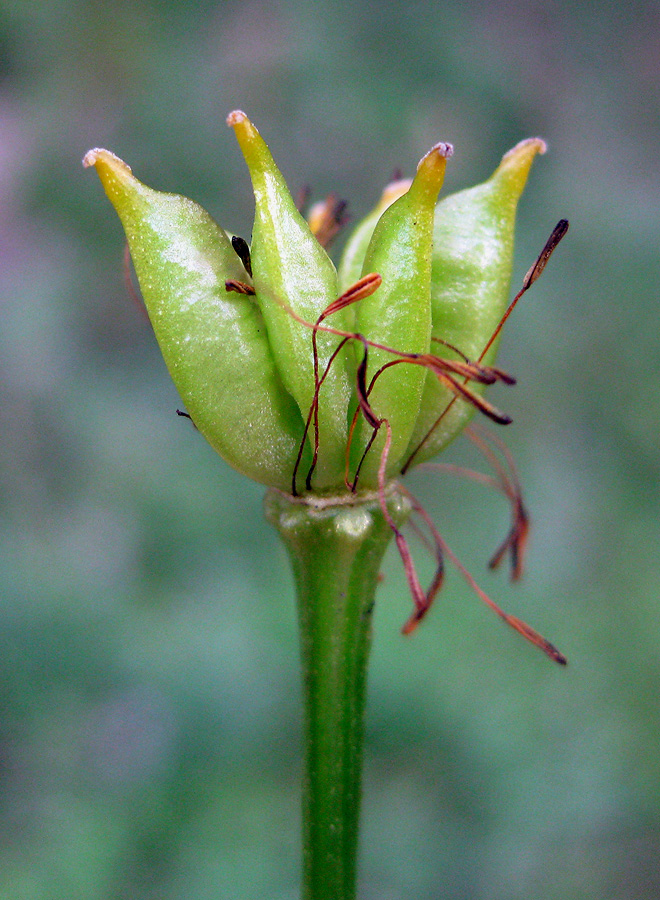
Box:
<box><xmin>228</xmin><ymin>111</ymin><xmax>351</xmax><ymax>489</ymax></box>
<box><xmin>353</xmin><ymin>142</ymin><xmax>452</xmax><ymax>485</ymax></box>
<box><xmin>84</xmin><ymin>148</ymin><xmax>307</xmax><ymax>490</ymax></box>
<box><xmin>406</xmin><ymin>138</ymin><xmax>547</xmax><ymax>465</ymax></box>
<box><xmin>85</xmin><ymin>117</ymin><xmax>545</xmax><ymax>494</ymax></box>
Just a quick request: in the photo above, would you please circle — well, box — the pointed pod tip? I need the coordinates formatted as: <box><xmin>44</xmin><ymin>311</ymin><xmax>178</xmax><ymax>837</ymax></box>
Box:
<box><xmin>412</xmin><ymin>141</ymin><xmax>453</xmax><ymax>199</ymax></box>
<box><xmin>226</xmin><ymin>109</ymin><xmax>248</xmax><ymax>127</ymax></box>
<box><xmin>431</xmin><ymin>141</ymin><xmax>455</xmax><ymax>159</ymax></box>
<box><xmin>82</xmin><ymin>147</ymin><xmax>132</xmax><ymax>176</ymax></box>
<box><xmin>503</xmin><ymin>136</ymin><xmax>547</xmax><ymax>161</ymax></box>
<box><xmin>226</xmin><ymin>109</ymin><xmax>266</xmax><ymax>168</ymax></box>
<box><xmin>416</xmin><ymin>141</ymin><xmax>454</xmax><ymax>172</ymax></box>
<box><xmin>497</xmin><ymin>136</ymin><xmax>547</xmax><ymax>174</ymax></box>
<box><xmin>82</xmin><ymin>148</ymin><xmax>101</xmax><ymax>168</ymax></box>
<box><xmin>490</xmin><ymin>137</ymin><xmax>547</xmax><ymax>195</ymax></box>
<box><xmin>227</xmin><ymin>109</ymin><xmax>258</xmax><ymax>143</ymax></box>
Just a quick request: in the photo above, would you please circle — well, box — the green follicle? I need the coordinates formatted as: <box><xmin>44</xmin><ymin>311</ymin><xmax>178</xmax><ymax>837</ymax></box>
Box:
<box><xmin>83</xmin><ymin>146</ymin><xmax>308</xmax><ymax>491</ymax></box>
<box><xmin>84</xmin><ymin>126</ymin><xmax>544</xmax><ymax>496</ymax></box>
<box><xmin>228</xmin><ymin>109</ymin><xmax>352</xmax><ymax>489</ymax></box>
<box><xmin>403</xmin><ymin>136</ymin><xmax>548</xmax><ymax>470</ymax></box>
<box><xmin>351</xmin><ymin>140</ymin><xmax>452</xmax><ymax>486</ymax></box>
<box><xmin>337</xmin><ymin>176</ymin><xmax>412</xmax><ymax>295</ymax></box>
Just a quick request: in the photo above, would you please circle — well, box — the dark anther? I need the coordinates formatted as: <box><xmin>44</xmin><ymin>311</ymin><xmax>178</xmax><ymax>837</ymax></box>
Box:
<box><xmin>225</xmin><ymin>279</ymin><xmax>256</xmax><ymax>296</ymax></box>
<box><xmin>523</xmin><ymin>219</ymin><xmax>569</xmax><ymax>289</ymax></box>
<box><xmin>231</xmin><ymin>235</ymin><xmax>253</xmax><ymax>277</ymax></box>
<box><xmin>309</xmin><ymin>194</ymin><xmax>350</xmax><ymax>249</ymax></box>
<box><xmin>176</xmin><ymin>409</ymin><xmax>198</xmax><ymax>430</ymax></box>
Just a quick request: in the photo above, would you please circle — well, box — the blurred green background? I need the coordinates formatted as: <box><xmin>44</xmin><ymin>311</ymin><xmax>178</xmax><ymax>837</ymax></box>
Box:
<box><xmin>2</xmin><ymin>0</ymin><xmax>659</xmax><ymax>897</ymax></box>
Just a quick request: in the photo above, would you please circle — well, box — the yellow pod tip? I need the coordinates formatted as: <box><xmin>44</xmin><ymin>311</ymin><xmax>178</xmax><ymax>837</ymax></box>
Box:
<box><xmin>493</xmin><ymin>137</ymin><xmax>547</xmax><ymax>189</ymax></box>
<box><xmin>226</xmin><ymin>108</ymin><xmax>263</xmax><ymax>158</ymax></box>
<box><xmin>82</xmin><ymin>148</ymin><xmax>139</xmax><ymax>205</ymax></box>
<box><xmin>410</xmin><ymin>141</ymin><xmax>453</xmax><ymax>201</ymax></box>
<box><xmin>82</xmin><ymin>147</ymin><xmax>131</xmax><ymax>175</ymax></box>
<box><xmin>226</xmin><ymin>109</ymin><xmax>248</xmax><ymax>128</ymax></box>
<box><xmin>417</xmin><ymin>141</ymin><xmax>454</xmax><ymax>170</ymax></box>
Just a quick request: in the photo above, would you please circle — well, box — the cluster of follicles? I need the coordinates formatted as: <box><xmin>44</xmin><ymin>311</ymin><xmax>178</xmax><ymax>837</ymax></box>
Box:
<box><xmin>225</xmin><ymin>213</ymin><xmax>569</xmax><ymax>665</ymax></box>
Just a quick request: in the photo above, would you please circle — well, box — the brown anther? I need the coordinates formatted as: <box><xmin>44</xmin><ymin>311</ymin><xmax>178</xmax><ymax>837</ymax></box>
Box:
<box><xmin>489</xmin><ymin>366</ymin><xmax>517</xmax><ymax>386</ymax></box>
<box><xmin>320</xmin><ymin>273</ymin><xmax>382</xmax><ymax>321</ymax></box>
<box><xmin>225</xmin><ymin>279</ymin><xmax>256</xmax><ymax>296</ymax></box>
<box><xmin>429</xmin><ymin>367</ymin><xmax>512</xmax><ymax>425</ymax></box>
<box><xmin>176</xmin><ymin>409</ymin><xmax>198</xmax><ymax>431</ymax></box>
<box><xmin>231</xmin><ymin>235</ymin><xmax>253</xmax><ymax>277</ymax></box>
<box><xmin>503</xmin><ymin>613</ymin><xmax>567</xmax><ymax>665</ymax></box>
<box><xmin>523</xmin><ymin>219</ymin><xmax>569</xmax><ymax>289</ymax></box>
<box><xmin>404</xmin><ymin>221</ymin><xmax>568</xmax><ymax>472</ymax></box>
<box><xmin>308</xmin><ymin>194</ymin><xmax>349</xmax><ymax>249</ymax></box>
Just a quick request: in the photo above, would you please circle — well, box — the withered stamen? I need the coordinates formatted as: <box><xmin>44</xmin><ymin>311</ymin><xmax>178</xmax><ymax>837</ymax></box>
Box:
<box><xmin>466</xmin><ymin>425</ymin><xmax>528</xmax><ymax>581</ymax></box>
<box><xmin>401</xmin><ymin>484</ymin><xmax>566</xmax><ymax>665</ymax></box>
<box><xmin>421</xmin><ymin>425</ymin><xmax>529</xmax><ymax>582</ymax></box>
<box><xmin>400</xmin><ymin>497</ymin><xmax>445</xmax><ymax>634</ymax></box>
<box><xmin>225</xmin><ymin>279</ymin><xmax>256</xmax><ymax>296</ymax></box>
<box><xmin>231</xmin><ymin>234</ymin><xmax>253</xmax><ymax>277</ymax></box>
<box><xmin>480</xmin><ymin>219</ymin><xmax>570</xmax><ymax>363</ymax></box>
<box><xmin>523</xmin><ymin>219</ymin><xmax>569</xmax><ymax>289</ymax></box>
<box><xmin>295</xmin><ymin>279</ymin><xmax>381</xmax><ymax>494</ymax></box>
<box><xmin>403</xmin><ymin>219</ymin><xmax>569</xmax><ymax>472</ymax></box>
<box><xmin>308</xmin><ymin>193</ymin><xmax>350</xmax><ymax>249</ymax></box>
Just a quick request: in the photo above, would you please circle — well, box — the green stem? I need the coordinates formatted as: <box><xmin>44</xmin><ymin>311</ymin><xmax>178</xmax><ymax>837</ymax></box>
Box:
<box><xmin>265</xmin><ymin>487</ymin><xmax>411</xmax><ymax>900</ymax></box>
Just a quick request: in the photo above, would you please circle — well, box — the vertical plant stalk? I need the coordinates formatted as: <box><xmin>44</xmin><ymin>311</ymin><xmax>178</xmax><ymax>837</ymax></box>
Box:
<box><xmin>265</xmin><ymin>487</ymin><xmax>411</xmax><ymax>900</ymax></box>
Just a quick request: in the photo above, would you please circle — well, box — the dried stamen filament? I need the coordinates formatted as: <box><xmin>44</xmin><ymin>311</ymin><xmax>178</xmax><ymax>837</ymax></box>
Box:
<box><xmin>399</xmin><ymin>487</ymin><xmax>566</xmax><ymax>665</ymax></box>
<box><xmin>403</xmin><ymin>219</ymin><xmax>570</xmax><ymax>473</ymax></box>
<box><xmin>421</xmin><ymin>424</ymin><xmax>530</xmax><ymax>582</ymax></box>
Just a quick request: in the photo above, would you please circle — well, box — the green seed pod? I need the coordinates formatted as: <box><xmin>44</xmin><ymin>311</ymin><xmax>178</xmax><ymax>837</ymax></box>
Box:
<box><xmin>83</xmin><ymin>148</ymin><xmax>307</xmax><ymax>490</ymax></box>
<box><xmin>337</xmin><ymin>177</ymin><xmax>412</xmax><ymax>295</ymax></box>
<box><xmin>227</xmin><ymin>111</ymin><xmax>351</xmax><ymax>489</ymax></box>
<box><xmin>405</xmin><ymin>138</ymin><xmax>547</xmax><ymax>468</ymax></box>
<box><xmin>353</xmin><ymin>142</ymin><xmax>453</xmax><ymax>485</ymax></box>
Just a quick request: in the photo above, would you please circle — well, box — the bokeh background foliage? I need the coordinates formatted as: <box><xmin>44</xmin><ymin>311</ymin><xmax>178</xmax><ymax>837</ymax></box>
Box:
<box><xmin>2</xmin><ymin>0</ymin><xmax>660</xmax><ymax>897</ymax></box>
